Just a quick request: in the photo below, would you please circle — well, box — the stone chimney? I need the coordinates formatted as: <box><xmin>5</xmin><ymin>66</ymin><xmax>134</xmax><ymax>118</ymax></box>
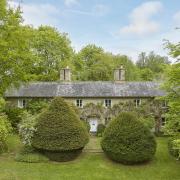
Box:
<box><xmin>60</xmin><ymin>66</ymin><xmax>71</xmax><ymax>81</ymax></box>
<box><xmin>114</xmin><ymin>65</ymin><xmax>125</xmax><ymax>82</ymax></box>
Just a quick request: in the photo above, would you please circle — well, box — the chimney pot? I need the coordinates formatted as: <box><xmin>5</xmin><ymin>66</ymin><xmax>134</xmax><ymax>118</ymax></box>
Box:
<box><xmin>114</xmin><ymin>65</ymin><xmax>125</xmax><ymax>82</ymax></box>
<box><xmin>60</xmin><ymin>67</ymin><xmax>71</xmax><ymax>82</ymax></box>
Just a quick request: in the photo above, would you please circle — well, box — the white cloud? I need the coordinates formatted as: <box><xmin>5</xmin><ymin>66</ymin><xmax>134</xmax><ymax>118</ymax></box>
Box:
<box><xmin>119</xmin><ymin>1</ymin><xmax>163</xmax><ymax>36</ymax></box>
<box><xmin>173</xmin><ymin>11</ymin><xmax>180</xmax><ymax>26</ymax></box>
<box><xmin>64</xmin><ymin>0</ymin><xmax>79</xmax><ymax>7</ymax></box>
<box><xmin>9</xmin><ymin>1</ymin><xmax>59</xmax><ymax>27</ymax></box>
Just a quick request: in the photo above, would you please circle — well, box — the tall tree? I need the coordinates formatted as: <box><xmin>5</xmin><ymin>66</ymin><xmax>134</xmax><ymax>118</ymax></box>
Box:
<box><xmin>74</xmin><ymin>44</ymin><xmax>113</xmax><ymax>81</ymax></box>
<box><xmin>74</xmin><ymin>45</ymin><xmax>139</xmax><ymax>81</ymax></box>
<box><xmin>0</xmin><ymin>1</ymin><xmax>34</xmax><ymax>95</ymax></box>
<box><xmin>136</xmin><ymin>51</ymin><xmax>170</xmax><ymax>81</ymax></box>
<box><xmin>29</xmin><ymin>26</ymin><xmax>73</xmax><ymax>81</ymax></box>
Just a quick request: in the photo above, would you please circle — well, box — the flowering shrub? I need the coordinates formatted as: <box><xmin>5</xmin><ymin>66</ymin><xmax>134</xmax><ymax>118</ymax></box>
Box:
<box><xmin>18</xmin><ymin>112</ymin><xmax>37</xmax><ymax>146</ymax></box>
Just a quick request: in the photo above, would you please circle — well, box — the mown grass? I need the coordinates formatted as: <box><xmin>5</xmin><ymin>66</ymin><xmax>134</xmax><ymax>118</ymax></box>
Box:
<box><xmin>0</xmin><ymin>135</ymin><xmax>179</xmax><ymax>180</ymax></box>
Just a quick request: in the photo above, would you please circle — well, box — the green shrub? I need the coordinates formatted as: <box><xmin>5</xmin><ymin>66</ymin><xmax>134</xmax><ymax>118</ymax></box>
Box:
<box><xmin>82</xmin><ymin>120</ymin><xmax>90</xmax><ymax>132</ymax></box>
<box><xmin>101</xmin><ymin>112</ymin><xmax>156</xmax><ymax>164</ymax></box>
<box><xmin>97</xmin><ymin>124</ymin><xmax>105</xmax><ymax>137</ymax></box>
<box><xmin>26</xmin><ymin>99</ymin><xmax>48</xmax><ymax>114</ymax></box>
<box><xmin>0</xmin><ymin>114</ymin><xmax>12</xmax><ymax>153</ymax></box>
<box><xmin>168</xmin><ymin>137</ymin><xmax>180</xmax><ymax>159</ymax></box>
<box><xmin>5</xmin><ymin>107</ymin><xmax>24</xmax><ymax>131</ymax></box>
<box><xmin>32</xmin><ymin>97</ymin><xmax>89</xmax><ymax>161</ymax></box>
<box><xmin>15</xmin><ymin>147</ymin><xmax>49</xmax><ymax>163</ymax></box>
<box><xmin>0</xmin><ymin>98</ymin><xmax>6</xmax><ymax>112</ymax></box>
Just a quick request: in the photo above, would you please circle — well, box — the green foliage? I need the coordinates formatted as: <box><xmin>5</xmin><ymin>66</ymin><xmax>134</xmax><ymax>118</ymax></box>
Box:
<box><xmin>139</xmin><ymin>117</ymin><xmax>155</xmax><ymax>130</ymax></box>
<box><xmin>139</xmin><ymin>68</ymin><xmax>154</xmax><ymax>81</ymax></box>
<box><xmin>163</xmin><ymin>63</ymin><xmax>180</xmax><ymax>137</ymax></box>
<box><xmin>32</xmin><ymin>97</ymin><xmax>89</xmax><ymax>161</ymax></box>
<box><xmin>172</xmin><ymin>139</ymin><xmax>180</xmax><ymax>160</ymax></box>
<box><xmin>136</xmin><ymin>51</ymin><xmax>170</xmax><ymax>81</ymax></box>
<box><xmin>18</xmin><ymin>112</ymin><xmax>37</xmax><ymax>146</ymax></box>
<box><xmin>97</xmin><ymin>124</ymin><xmax>105</xmax><ymax>137</ymax></box>
<box><xmin>101</xmin><ymin>112</ymin><xmax>156</xmax><ymax>164</ymax></box>
<box><xmin>0</xmin><ymin>3</ymin><xmax>35</xmax><ymax>95</ymax></box>
<box><xmin>5</xmin><ymin>107</ymin><xmax>24</xmax><ymax>131</ymax></box>
<box><xmin>165</xmin><ymin>40</ymin><xmax>180</xmax><ymax>60</ymax></box>
<box><xmin>74</xmin><ymin>44</ymin><xmax>139</xmax><ymax>81</ymax></box>
<box><xmin>82</xmin><ymin>120</ymin><xmax>90</xmax><ymax>132</ymax></box>
<box><xmin>168</xmin><ymin>137</ymin><xmax>180</xmax><ymax>160</ymax></box>
<box><xmin>15</xmin><ymin>146</ymin><xmax>49</xmax><ymax>163</ymax></box>
<box><xmin>0</xmin><ymin>113</ymin><xmax>12</xmax><ymax>153</ymax></box>
<box><xmin>0</xmin><ymin>97</ymin><xmax>6</xmax><ymax>112</ymax></box>
<box><xmin>26</xmin><ymin>99</ymin><xmax>48</xmax><ymax>114</ymax></box>
<box><xmin>29</xmin><ymin>26</ymin><xmax>73</xmax><ymax>81</ymax></box>
<box><xmin>44</xmin><ymin>149</ymin><xmax>82</xmax><ymax>162</ymax></box>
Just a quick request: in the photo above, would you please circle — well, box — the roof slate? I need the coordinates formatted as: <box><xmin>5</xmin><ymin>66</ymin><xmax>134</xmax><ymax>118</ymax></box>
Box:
<box><xmin>5</xmin><ymin>81</ymin><xmax>165</xmax><ymax>98</ymax></box>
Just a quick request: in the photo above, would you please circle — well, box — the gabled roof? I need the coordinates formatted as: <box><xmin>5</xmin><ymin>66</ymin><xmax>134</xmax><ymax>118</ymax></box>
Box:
<box><xmin>5</xmin><ymin>81</ymin><xmax>165</xmax><ymax>98</ymax></box>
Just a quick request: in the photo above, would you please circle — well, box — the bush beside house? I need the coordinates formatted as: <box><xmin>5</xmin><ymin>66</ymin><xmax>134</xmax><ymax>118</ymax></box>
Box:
<box><xmin>0</xmin><ymin>114</ymin><xmax>12</xmax><ymax>153</ymax></box>
<box><xmin>97</xmin><ymin>124</ymin><xmax>106</xmax><ymax>137</ymax></box>
<box><xmin>101</xmin><ymin>112</ymin><xmax>156</xmax><ymax>164</ymax></box>
<box><xmin>32</xmin><ymin>97</ymin><xmax>89</xmax><ymax>162</ymax></box>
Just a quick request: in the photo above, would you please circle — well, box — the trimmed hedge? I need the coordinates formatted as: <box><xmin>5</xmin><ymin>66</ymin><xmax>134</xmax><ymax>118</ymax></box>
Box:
<box><xmin>32</xmin><ymin>97</ymin><xmax>89</xmax><ymax>161</ymax></box>
<box><xmin>44</xmin><ymin>148</ymin><xmax>82</xmax><ymax>162</ymax></box>
<box><xmin>101</xmin><ymin>112</ymin><xmax>156</xmax><ymax>164</ymax></box>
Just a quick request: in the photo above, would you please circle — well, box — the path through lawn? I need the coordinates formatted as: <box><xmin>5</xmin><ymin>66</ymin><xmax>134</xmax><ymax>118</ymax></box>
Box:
<box><xmin>83</xmin><ymin>136</ymin><xmax>102</xmax><ymax>153</ymax></box>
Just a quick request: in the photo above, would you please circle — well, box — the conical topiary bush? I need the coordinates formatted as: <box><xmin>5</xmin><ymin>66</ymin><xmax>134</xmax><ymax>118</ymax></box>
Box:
<box><xmin>32</xmin><ymin>97</ymin><xmax>89</xmax><ymax>162</ymax></box>
<box><xmin>101</xmin><ymin>112</ymin><xmax>156</xmax><ymax>164</ymax></box>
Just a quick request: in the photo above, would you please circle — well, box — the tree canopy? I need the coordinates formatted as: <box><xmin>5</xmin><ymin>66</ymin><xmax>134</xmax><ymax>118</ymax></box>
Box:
<box><xmin>0</xmin><ymin>2</ymin><xmax>35</xmax><ymax>95</ymax></box>
<box><xmin>0</xmin><ymin>0</ymin><xmax>174</xmax><ymax>96</ymax></box>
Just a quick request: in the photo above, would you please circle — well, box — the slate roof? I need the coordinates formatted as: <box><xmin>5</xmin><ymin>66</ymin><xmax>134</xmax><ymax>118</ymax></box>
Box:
<box><xmin>5</xmin><ymin>81</ymin><xmax>165</xmax><ymax>98</ymax></box>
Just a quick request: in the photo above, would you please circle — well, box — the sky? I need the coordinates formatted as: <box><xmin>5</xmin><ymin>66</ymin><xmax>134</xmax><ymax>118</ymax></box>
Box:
<box><xmin>9</xmin><ymin>0</ymin><xmax>180</xmax><ymax>62</ymax></box>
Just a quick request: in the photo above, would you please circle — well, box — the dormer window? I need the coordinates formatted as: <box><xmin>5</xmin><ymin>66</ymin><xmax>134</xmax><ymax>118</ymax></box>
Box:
<box><xmin>134</xmin><ymin>99</ymin><xmax>141</xmax><ymax>107</ymax></box>
<box><xmin>105</xmin><ymin>99</ymin><xmax>111</xmax><ymax>108</ymax></box>
<box><xmin>76</xmin><ymin>99</ymin><xmax>83</xmax><ymax>108</ymax></box>
<box><xmin>18</xmin><ymin>99</ymin><xmax>26</xmax><ymax>108</ymax></box>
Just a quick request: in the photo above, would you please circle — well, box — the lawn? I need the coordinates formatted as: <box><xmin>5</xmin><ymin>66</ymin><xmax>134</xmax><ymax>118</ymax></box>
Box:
<box><xmin>0</xmin><ymin>135</ymin><xmax>179</xmax><ymax>180</ymax></box>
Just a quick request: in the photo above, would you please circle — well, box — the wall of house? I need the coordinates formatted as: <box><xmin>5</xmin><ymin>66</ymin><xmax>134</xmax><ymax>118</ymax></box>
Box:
<box><xmin>5</xmin><ymin>96</ymin><xmax>167</xmax><ymax>133</ymax></box>
<box><xmin>5</xmin><ymin>97</ymin><xmax>153</xmax><ymax>108</ymax></box>
<box><xmin>65</xmin><ymin>97</ymin><xmax>152</xmax><ymax>107</ymax></box>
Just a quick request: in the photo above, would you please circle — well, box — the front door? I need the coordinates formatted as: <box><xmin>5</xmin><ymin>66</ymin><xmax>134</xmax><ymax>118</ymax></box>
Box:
<box><xmin>89</xmin><ymin>119</ymin><xmax>98</xmax><ymax>132</ymax></box>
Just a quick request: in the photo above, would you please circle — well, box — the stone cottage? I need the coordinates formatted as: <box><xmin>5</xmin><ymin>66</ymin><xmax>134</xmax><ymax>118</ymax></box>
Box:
<box><xmin>4</xmin><ymin>66</ymin><xmax>166</xmax><ymax>132</ymax></box>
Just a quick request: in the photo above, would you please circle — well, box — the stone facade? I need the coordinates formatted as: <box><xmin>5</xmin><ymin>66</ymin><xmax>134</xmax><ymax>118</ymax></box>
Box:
<box><xmin>4</xmin><ymin>66</ymin><xmax>166</xmax><ymax>133</ymax></box>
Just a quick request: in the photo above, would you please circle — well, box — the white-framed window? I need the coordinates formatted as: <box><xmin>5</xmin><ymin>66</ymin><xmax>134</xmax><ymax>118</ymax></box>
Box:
<box><xmin>18</xmin><ymin>99</ymin><xmax>26</xmax><ymax>108</ymax></box>
<box><xmin>134</xmin><ymin>99</ymin><xmax>141</xmax><ymax>107</ymax></box>
<box><xmin>76</xmin><ymin>99</ymin><xmax>83</xmax><ymax>108</ymax></box>
<box><xmin>104</xmin><ymin>99</ymin><xmax>112</xmax><ymax>108</ymax></box>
